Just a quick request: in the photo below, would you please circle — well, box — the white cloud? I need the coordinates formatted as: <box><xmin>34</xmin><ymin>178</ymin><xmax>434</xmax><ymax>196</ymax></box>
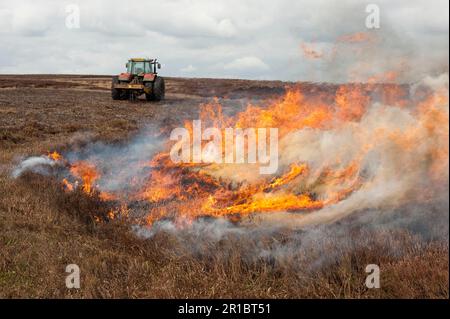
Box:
<box><xmin>224</xmin><ymin>56</ymin><xmax>269</xmax><ymax>71</ymax></box>
<box><xmin>215</xmin><ymin>19</ymin><xmax>237</xmax><ymax>38</ymax></box>
<box><xmin>9</xmin><ymin>2</ymin><xmax>57</xmax><ymax>36</ymax></box>
<box><xmin>180</xmin><ymin>64</ymin><xmax>196</xmax><ymax>73</ymax></box>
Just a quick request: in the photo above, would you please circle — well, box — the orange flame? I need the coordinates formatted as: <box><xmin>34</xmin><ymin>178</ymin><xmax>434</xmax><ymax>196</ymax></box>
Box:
<box><xmin>48</xmin><ymin>151</ymin><xmax>62</xmax><ymax>161</ymax></box>
<box><xmin>69</xmin><ymin>161</ymin><xmax>99</xmax><ymax>195</ymax></box>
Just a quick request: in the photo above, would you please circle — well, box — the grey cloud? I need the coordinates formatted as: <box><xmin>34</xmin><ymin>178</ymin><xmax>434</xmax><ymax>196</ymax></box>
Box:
<box><xmin>0</xmin><ymin>0</ymin><xmax>448</xmax><ymax>81</ymax></box>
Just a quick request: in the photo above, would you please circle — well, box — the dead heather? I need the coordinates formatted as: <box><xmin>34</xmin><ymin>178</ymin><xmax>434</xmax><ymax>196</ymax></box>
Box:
<box><xmin>0</xmin><ymin>75</ymin><xmax>448</xmax><ymax>298</ymax></box>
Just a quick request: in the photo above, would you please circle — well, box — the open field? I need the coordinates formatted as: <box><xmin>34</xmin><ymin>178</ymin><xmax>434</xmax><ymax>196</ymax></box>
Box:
<box><xmin>0</xmin><ymin>75</ymin><xmax>448</xmax><ymax>298</ymax></box>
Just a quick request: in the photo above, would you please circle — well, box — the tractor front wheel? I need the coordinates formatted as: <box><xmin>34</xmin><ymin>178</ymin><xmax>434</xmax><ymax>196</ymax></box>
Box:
<box><xmin>111</xmin><ymin>76</ymin><xmax>122</xmax><ymax>100</ymax></box>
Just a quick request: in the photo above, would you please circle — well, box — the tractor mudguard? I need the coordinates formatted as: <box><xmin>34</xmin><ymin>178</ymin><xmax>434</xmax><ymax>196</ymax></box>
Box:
<box><xmin>118</xmin><ymin>73</ymin><xmax>132</xmax><ymax>81</ymax></box>
<box><xmin>143</xmin><ymin>74</ymin><xmax>156</xmax><ymax>82</ymax></box>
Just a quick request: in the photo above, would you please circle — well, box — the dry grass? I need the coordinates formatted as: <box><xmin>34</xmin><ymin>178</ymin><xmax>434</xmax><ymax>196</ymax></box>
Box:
<box><xmin>1</xmin><ymin>171</ymin><xmax>447</xmax><ymax>298</ymax></box>
<box><xmin>0</xmin><ymin>76</ymin><xmax>448</xmax><ymax>298</ymax></box>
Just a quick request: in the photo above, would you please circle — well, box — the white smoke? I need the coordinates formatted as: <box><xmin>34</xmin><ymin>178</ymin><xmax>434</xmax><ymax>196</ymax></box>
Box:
<box><xmin>11</xmin><ymin>156</ymin><xmax>57</xmax><ymax>178</ymax></box>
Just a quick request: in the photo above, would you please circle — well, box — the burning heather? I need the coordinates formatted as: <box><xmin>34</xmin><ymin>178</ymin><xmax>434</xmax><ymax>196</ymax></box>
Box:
<box><xmin>12</xmin><ymin>74</ymin><xmax>449</xmax><ymax>237</ymax></box>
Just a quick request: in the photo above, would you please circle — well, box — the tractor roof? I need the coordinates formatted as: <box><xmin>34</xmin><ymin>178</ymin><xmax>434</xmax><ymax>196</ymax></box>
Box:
<box><xmin>129</xmin><ymin>58</ymin><xmax>154</xmax><ymax>62</ymax></box>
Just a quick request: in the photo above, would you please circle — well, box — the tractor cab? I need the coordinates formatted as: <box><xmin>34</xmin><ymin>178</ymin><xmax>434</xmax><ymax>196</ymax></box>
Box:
<box><xmin>126</xmin><ymin>58</ymin><xmax>161</xmax><ymax>76</ymax></box>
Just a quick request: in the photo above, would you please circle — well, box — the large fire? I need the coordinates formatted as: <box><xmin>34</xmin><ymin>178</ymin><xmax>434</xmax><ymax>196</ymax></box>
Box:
<box><xmin>42</xmin><ymin>75</ymin><xmax>449</xmax><ymax>228</ymax></box>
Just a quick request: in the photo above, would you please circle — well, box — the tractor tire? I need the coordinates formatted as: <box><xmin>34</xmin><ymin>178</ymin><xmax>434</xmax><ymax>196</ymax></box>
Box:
<box><xmin>146</xmin><ymin>76</ymin><xmax>165</xmax><ymax>101</ymax></box>
<box><xmin>120</xmin><ymin>90</ymin><xmax>129</xmax><ymax>100</ymax></box>
<box><xmin>111</xmin><ymin>76</ymin><xmax>121</xmax><ymax>100</ymax></box>
<box><xmin>144</xmin><ymin>82</ymin><xmax>153</xmax><ymax>101</ymax></box>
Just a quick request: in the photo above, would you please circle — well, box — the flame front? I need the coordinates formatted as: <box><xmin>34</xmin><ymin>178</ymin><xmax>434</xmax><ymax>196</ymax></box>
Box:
<box><xmin>48</xmin><ymin>76</ymin><xmax>449</xmax><ymax>227</ymax></box>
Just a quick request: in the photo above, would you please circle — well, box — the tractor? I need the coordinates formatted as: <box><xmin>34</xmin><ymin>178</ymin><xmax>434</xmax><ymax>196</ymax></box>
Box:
<box><xmin>111</xmin><ymin>58</ymin><xmax>165</xmax><ymax>101</ymax></box>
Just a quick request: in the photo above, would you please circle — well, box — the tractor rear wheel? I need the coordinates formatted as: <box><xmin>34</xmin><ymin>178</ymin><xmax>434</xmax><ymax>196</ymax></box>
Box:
<box><xmin>146</xmin><ymin>76</ymin><xmax>165</xmax><ymax>101</ymax></box>
<box><xmin>111</xmin><ymin>76</ymin><xmax>121</xmax><ymax>100</ymax></box>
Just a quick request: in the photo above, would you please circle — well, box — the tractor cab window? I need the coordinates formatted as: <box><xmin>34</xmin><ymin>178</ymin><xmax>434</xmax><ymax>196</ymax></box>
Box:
<box><xmin>132</xmin><ymin>62</ymin><xmax>145</xmax><ymax>74</ymax></box>
<box><xmin>144</xmin><ymin>62</ymin><xmax>153</xmax><ymax>73</ymax></box>
<box><xmin>127</xmin><ymin>60</ymin><xmax>154</xmax><ymax>74</ymax></box>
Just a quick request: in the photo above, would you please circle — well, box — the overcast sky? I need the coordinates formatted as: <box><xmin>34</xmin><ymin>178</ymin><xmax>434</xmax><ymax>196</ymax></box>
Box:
<box><xmin>0</xmin><ymin>0</ymin><xmax>448</xmax><ymax>82</ymax></box>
